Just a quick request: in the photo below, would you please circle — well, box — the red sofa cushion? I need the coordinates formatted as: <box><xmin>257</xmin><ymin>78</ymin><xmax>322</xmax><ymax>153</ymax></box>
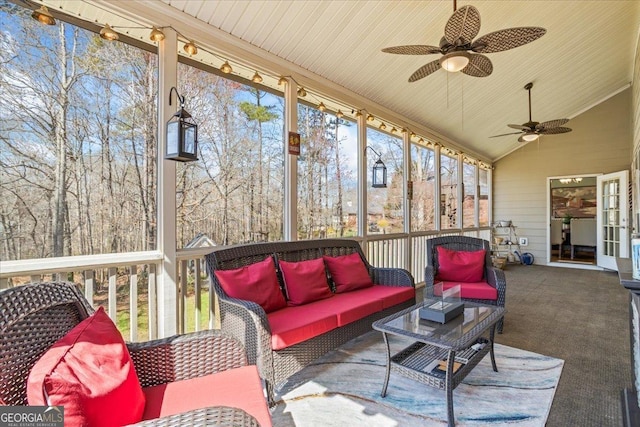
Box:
<box><xmin>323</xmin><ymin>252</ymin><xmax>373</xmax><ymax>293</ymax></box>
<box><xmin>353</xmin><ymin>285</ymin><xmax>416</xmax><ymax>309</ymax></box>
<box><xmin>27</xmin><ymin>307</ymin><xmax>145</xmax><ymax>427</ymax></box>
<box><xmin>313</xmin><ymin>291</ymin><xmax>383</xmax><ymax>326</ymax></box>
<box><xmin>436</xmin><ymin>246</ymin><xmax>486</xmax><ymax>283</ymax></box>
<box><xmin>439</xmin><ymin>280</ymin><xmax>498</xmax><ymax>300</ymax></box>
<box><xmin>142</xmin><ymin>366</ymin><xmax>271</xmax><ymax>427</ymax></box>
<box><xmin>279</xmin><ymin>258</ymin><xmax>333</xmax><ymax>306</ymax></box>
<box><xmin>267</xmin><ymin>303</ymin><xmax>338</xmax><ymax>350</ymax></box>
<box><xmin>214</xmin><ymin>256</ymin><xmax>287</xmax><ymax>313</ymax></box>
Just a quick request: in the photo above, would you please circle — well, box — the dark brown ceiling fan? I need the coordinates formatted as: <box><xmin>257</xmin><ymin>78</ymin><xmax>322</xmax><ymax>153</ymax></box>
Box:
<box><xmin>490</xmin><ymin>82</ymin><xmax>572</xmax><ymax>143</ymax></box>
<box><xmin>382</xmin><ymin>1</ymin><xmax>546</xmax><ymax>81</ymax></box>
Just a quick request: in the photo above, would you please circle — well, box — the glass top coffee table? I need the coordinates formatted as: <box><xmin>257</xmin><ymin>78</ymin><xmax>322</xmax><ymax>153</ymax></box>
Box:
<box><xmin>372</xmin><ymin>300</ymin><xmax>505</xmax><ymax>427</ymax></box>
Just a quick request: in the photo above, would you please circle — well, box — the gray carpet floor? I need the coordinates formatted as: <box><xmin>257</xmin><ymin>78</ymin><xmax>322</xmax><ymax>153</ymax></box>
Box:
<box><xmin>492</xmin><ymin>264</ymin><xmax>630</xmax><ymax>427</ymax></box>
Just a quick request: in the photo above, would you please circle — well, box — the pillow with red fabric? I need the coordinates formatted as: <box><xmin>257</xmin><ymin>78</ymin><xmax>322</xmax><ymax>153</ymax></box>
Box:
<box><xmin>435</xmin><ymin>246</ymin><xmax>486</xmax><ymax>283</ymax></box>
<box><xmin>215</xmin><ymin>256</ymin><xmax>287</xmax><ymax>313</ymax></box>
<box><xmin>323</xmin><ymin>252</ymin><xmax>373</xmax><ymax>293</ymax></box>
<box><xmin>27</xmin><ymin>306</ymin><xmax>145</xmax><ymax>427</ymax></box>
<box><xmin>279</xmin><ymin>258</ymin><xmax>333</xmax><ymax>306</ymax></box>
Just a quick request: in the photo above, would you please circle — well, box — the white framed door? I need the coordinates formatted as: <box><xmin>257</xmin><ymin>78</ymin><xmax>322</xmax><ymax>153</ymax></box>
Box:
<box><xmin>596</xmin><ymin>170</ymin><xmax>629</xmax><ymax>270</ymax></box>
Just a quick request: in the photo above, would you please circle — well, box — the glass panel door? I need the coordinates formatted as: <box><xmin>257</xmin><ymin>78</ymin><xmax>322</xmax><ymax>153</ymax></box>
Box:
<box><xmin>597</xmin><ymin>170</ymin><xmax>629</xmax><ymax>270</ymax></box>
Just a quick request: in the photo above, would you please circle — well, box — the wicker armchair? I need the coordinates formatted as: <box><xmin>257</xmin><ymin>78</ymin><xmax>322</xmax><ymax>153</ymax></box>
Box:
<box><xmin>425</xmin><ymin>236</ymin><xmax>506</xmax><ymax>333</ymax></box>
<box><xmin>0</xmin><ymin>281</ymin><xmax>263</xmax><ymax>427</ymax></box>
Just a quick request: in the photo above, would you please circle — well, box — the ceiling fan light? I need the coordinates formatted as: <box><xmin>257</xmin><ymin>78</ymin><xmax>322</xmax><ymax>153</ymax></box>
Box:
<box><xmin>439</xmin><ymin>51</ymin><xmax>470</xmax><ymax>73</ymax></box>
<box><xmin>521</xmin><ymin>133</ymin><xmax>539</xmax><ymax>142</ymax></box>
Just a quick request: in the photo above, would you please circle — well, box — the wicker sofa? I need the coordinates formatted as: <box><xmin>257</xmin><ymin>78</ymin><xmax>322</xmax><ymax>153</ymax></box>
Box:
<box><xmin>0</xmin><ymin>281</ymin><xmax>271</xmax><ymax>427</ymax></box>
<box><xmin>205</xmin><ymin>239</ymin><xmax>416</xmax><ymax>405</ymax></box>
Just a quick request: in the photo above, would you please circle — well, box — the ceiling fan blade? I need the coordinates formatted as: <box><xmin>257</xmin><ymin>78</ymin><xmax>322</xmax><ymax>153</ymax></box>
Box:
<box><xmin>517</xmin><ymin>135</ymin><xmax>528</xmax><ymax>143</ymax></box>
<box><xmin>408</xmin><ymin>59</ymin><xmax>441</xmax><ymax>82</ymax></box>
<box><xmin>382</xmin><ymin>45</ymin><xmax>441</xmax><ymax>55</ymax></box>
<box><xmin>535</xmin><ymin>118</ymin><xmax>570</xmax><ymax>130</ymax></box>
<box><xmin>444</xmin><ymin>5</ymin><xmax>481</xmax><ymax>45</ymax></box>
<box><xmin>471</xmin><ymin>27</ymin><xmax>546</xmax><ymax>53</ymax></box>
<box><xmin>461</xmin><ymin>54</ymin><xmax>492</xmax><ymax>77</ymax></box>
<box><xmin>489</xmin><ymin>131</ymin><xmax>524</xmax><ymax>138</ymax></box>
<box><xmin>508</xmin><ymin>124</ymin><xmax>531</xmax><ymax>131</ymax></box>
<box><xmin>539</xmin><ymin>126</ymin><xmax>572</xmax><ymax>135</ymax></box>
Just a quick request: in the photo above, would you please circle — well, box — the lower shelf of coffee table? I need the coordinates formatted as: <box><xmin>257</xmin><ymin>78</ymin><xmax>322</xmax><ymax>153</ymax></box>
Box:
<box><xmin>390</xmin><ymin>337</ymin><xmax>491</xmax><ymax>390</ymax></box>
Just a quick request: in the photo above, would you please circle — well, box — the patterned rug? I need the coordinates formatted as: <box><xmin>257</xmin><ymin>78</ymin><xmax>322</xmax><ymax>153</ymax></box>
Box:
<box><xmin>272</xmin><ymin>331</ymin><xmax>563</xmax><ymax>427</ymax></box>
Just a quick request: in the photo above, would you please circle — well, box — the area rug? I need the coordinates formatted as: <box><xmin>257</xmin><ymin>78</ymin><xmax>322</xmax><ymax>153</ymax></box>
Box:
<box><xmin>272</xmin><ymin>331</ymin><xmax>563</xmax><ymax>427</ymax></box>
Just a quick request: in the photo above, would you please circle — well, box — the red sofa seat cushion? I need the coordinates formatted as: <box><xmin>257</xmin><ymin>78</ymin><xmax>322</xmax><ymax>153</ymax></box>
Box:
<box><xmin>355</xmin><ymin>285</ymin><xmax>416</xmax><ymax>309</ymax></box>
<box><xmin>214</xmin><ymin>256</ymin><xmax>287</xmax><ymax>313</ymax></box>
<box><xmin>267</xmin><ymin>304</ymin><xmax>338</xmax><ymax>350</ymax></box>
<box><xmin>27</xmin><ymin>307</ymin><xmax>145</xmax><ymax>427</ymax></box>
<box><xmin>323</xmin><ymin>253</ymin><xmax>374</xmax><ymax>293</ymax></box>
<box><xmin>438</xmin><ymin>280</ymin><xmax>498</xmax><ymax>300</ymax></box>
<box><xmin>436</xmin><ymin>246</ymin><xmax>486</xmax><ymax>283</ymax></box>
<box><xmin>279</xmin><ymin>258</ymin><xmax>333</xmax><ymax>306</ymax></box>
<box><xmin>313</xmin><ymin>291</ymin><xmax>383</xmax><ymax>327</ymax></box>
<box><xmin>141</xmin><ymin>366</ymin><xmax>271</xmax><ymax>427</ymax></box>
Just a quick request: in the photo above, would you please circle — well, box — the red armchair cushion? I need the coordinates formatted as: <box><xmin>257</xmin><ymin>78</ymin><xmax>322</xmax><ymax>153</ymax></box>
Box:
<box><xmin>436</xmin><ymin>246</ymin><xmax>486</xmax><ymax>283</ymax></box>
<box><xmin>27</xmin><ymin>307</ymin><xmax>145</xmax><ymax>427</ymax></box>
<box><xmin>279</xmin><ymin>258</ymin><xmax>333</xmax><ymax>306</ymax></box>
<box><xmin>214</xmin><ymin>256</ymin><xmax>287</xmax><ymax>313</ymax></box>
<box><xmin>142</xmin><ymin>366</ymin><xmax>272</xmax><ymax>427</ymax></box>
<box><xmin>323</xmin><ymin>252</ymin><xmax>373</xmax><ymax>293</ymax></box>
<box><xmin>439</xmin><ymin>280</ymin><xmax>498</xmax><ymax>300</ymax></box>
<box><xmin>267</xmin><ymin>303</ymin><xmax>338</xmax><ymax>350</ymax></box>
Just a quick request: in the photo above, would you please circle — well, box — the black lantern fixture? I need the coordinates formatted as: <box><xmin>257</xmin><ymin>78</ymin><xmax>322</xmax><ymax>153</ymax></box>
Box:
<box><xmin>367</xmin><ymin>146</ymin><xmax>387</xmax><ymax>188</ymax></box>
<box><xmin>166</xmin><ymin>87</ymin><xmax>198</xmax><ymax>162</ymax></box>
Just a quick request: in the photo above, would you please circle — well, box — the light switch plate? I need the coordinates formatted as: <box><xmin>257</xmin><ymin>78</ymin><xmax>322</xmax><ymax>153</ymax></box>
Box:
<box><xmin>519</xmin><ymin>237</ymin><xmax>528</xmax><ymax>246</ymax></box>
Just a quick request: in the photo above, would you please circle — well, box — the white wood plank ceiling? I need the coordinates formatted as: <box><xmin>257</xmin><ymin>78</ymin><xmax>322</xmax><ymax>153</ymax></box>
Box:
<box><xmin>41</xmin><ymin>0</ymin><xmax>640</xmax><ymax>161</ymax></box>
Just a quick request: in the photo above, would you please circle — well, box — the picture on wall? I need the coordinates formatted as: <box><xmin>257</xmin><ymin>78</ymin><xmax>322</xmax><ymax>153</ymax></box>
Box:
<box><xmin>551</xmin><ymin>186</ymin><xmax>597</xmax><ymax>218</ymax></box>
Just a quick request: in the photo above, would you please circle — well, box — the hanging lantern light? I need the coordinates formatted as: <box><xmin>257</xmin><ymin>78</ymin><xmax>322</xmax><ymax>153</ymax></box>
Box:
<box><xmin>166</xmin><ymin>87</ymin><xmax>198</xmax><ymax>162</ymax></box>
<box><xmin>31</xmin><ymin>5</ymin><xmax>56</xmax><ymax>25</ymax></box>
<box><xmin>366</xmin><ymin>146</ymin><xmax>387</xmax><ymax>188</ymax></box>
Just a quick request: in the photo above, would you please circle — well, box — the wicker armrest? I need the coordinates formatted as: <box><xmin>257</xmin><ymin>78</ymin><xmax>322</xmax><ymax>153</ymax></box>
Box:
<box><xmin>424</xmin><ymin>265</ymin><xmax>436</xmax><ymax>286</ymax></box>
<box><xmin>129</xmin><ymin>406</ymin><xmax>260</xmax><ymax>427</ymax></box>
<box><xmin>486</xmin><ymin>266</ymin><xmax>506</xmax><ymax>292</ymax></box>
<box><xmin>127</xmin><ymin>329</ymin><xmax>247</xmax><ymax>388</ymax></box>
<box><xmin>216</xmin><ymin>297</ymin><xmax>274</xmax><ymax>390</ymax></box>
<box><xmin>371</xmin><ymin>266</ymin><xmax>415</xmax><ymax>288</ymax></box>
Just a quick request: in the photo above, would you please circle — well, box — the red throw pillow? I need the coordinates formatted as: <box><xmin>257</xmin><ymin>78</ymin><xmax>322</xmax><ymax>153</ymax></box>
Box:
<box><xmin>27</xmin><ymin>306</ymin><xmax>145</xmax><ymax>427</ymax></box>
<box><xmin>279</xmin><ymin>258</ymin><xmax>333</xmax><ymax>306</ymax></box>
<box><xmin>436</xmin><ymin>246</ymin><xmax>486</xmax><ymax>282</ymax></box>
<box><xmin>214</xmin><ymin>256</ymin><xmax>287</xmax><ymax>313</ymax></box>
<box><xmin>323</xmin><ymin>252</ymin><xmax>373</xmax><ymax>293</ymax></box>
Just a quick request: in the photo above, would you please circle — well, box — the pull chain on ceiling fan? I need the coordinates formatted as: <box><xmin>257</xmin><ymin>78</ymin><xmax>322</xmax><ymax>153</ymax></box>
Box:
<box><xmin>489</xmin><ymin>82</ymin><xmax>572</xmax><ymax>142</ymax></box>
<box><xmin>382</xmin><ymin>0</ymin><xmax>546</xmax><ymax>81</ymax></box>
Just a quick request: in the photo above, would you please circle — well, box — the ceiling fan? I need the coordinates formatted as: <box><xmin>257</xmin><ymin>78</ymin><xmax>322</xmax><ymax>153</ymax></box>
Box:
<box><xmin>490</xmin><ymin>82</ymin><xmax>572</xmax><ymax>142</ymax></box>
<box><xmin>382</xmin><ymin>1</ymin><xmax>546</xmax><ymax>81</ymax></box>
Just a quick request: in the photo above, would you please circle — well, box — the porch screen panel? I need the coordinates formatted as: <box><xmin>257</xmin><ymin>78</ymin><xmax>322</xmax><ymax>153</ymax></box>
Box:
<box><xmin>440</xmin><ymin>153</ymin><xmax>459</xmax><ymax>229</ymax></box>
<box><xmin>177</xmin><ymin>63</ymin><xmax>284</xmax><ymax>247</ymax></box>
<box><xmin>479</xmin><ymin>167</ymin><xmax>490</xmax><ymax>227</ymax></box>
<box><xmin>0</xmin><ymin>4</ymin><xmax>158</xmax><ymax>260</ymax></box>
<box><xmin>463</xmin><ymin>160</ymin><xmax>476</xmax><ymax>228</ymax></box>
<box><xmin>297</xmin><ymin>105</ymin><xmax>358</xmax><ymax>239</ymax></box>
<box><xmin>410</xmin><ymin>143</ymin><xmax>436</xmax><ymax>231</ymax></box>
<box><xmin>366</xmin><ymin>128</ymin><xmax>404</xmax><ymax>234</ymax></box>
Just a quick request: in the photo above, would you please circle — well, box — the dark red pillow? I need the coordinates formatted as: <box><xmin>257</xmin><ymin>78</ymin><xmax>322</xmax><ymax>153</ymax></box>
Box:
<box><xmin>323</xmin><ymin>252</ymin><xmax>373</xmax><ymax>293</ymax></box>
<box><xmin>436</xmin><ymin>246</ymin><xmax>486</xmax><ymax>282</ymax></box>
<box><xmin>214</xmin><ymin>256</ymin><xmax>287</xmax><ymax>313</ymax></box>
<box><xmin>27</xmin><ymin>307</ymin><xmax>145</xmax><ymax>427</ymax></box>
<box><xmin>279</xmin><ymin>258</ymin><xmax>333</xmax><ymax>306</ymax></box>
